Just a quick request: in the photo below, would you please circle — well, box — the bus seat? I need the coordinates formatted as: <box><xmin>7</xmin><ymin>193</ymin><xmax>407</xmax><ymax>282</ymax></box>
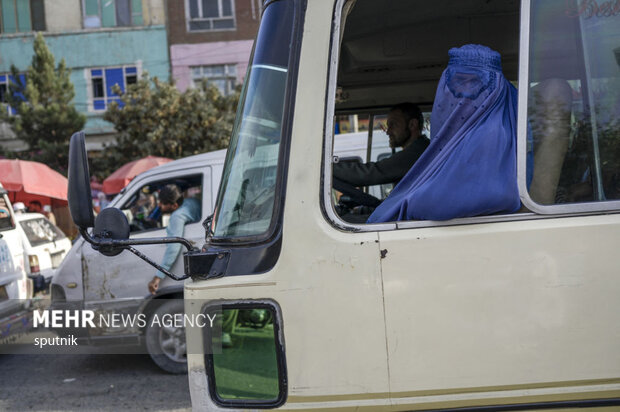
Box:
<box><xmin>528</xmin><ymin>78</ymin><xmax>573</xmax><ymax>205</ymax></box>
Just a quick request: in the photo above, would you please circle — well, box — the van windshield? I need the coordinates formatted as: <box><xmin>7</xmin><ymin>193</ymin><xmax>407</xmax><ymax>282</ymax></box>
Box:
<box><xmin>211</xmin><ymin>0</ymin><xmax>295</xmax><ymax>239</ymax></box>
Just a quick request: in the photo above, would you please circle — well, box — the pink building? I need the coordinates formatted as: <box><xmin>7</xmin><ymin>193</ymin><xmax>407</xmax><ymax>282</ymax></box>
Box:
<box><xmin>171</xmin><ymin>40</ymin><xmax>253</xmax><ymax>93</ymax></box>
<box><xmin>167</xmin><ymin>0</ymin><xmax>260</xmax><ymax>95</ymax></box>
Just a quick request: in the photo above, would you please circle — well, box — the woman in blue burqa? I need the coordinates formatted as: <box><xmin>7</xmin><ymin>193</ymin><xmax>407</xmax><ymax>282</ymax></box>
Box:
<box><xmin>367</xmin><ymin>44</ymin><xmax>521</xmax><ymax>223</ymax></box>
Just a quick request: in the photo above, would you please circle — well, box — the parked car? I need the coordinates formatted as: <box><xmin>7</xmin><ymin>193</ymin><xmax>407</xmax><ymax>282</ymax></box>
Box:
<box><xmin>52</xmin><ymin>136</ymin><xmax>392</xmax><ymax>373</ymax></box>
<box><xmin>0</xmin><ymin>184</ymin><xmax>32</xmax><ymax>334</ymax></box>
<box><xmin>52</xmin><ymin>149</ymin><xmax>228</xmax><ymax>374</ymax></box>
<box><xmin>15</xmin><ymin>213</ymin><xmax>71</xmax><ymax>292</ymax></box>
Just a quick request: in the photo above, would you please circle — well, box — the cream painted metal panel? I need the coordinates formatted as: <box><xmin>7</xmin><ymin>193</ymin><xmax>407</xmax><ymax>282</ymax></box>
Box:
<box><xmin>186</xmin><ymin>0</ymin><xmax>390</xmax><ymax>407</ymax></box>
<box><xmin>378</xmin><ymin>214</ymin><xmax>620</xmax><ymax>408</ymax></box>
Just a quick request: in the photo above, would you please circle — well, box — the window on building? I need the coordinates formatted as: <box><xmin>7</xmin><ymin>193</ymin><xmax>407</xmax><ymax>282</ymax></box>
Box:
<box><xmin>186</xmin><ymin>0</ymin><xmax>235</xmax><ymax>31</ymax></box>
<box><xmin>82</xmin><ymin>0</ymin><xmax>143</xmax><ymax>28</ymax></box>
<box><xmin>89</xmin><ymin>66</ymin><xmax>138</xmax><ymax>111</ymax></box>
<box><xmin>0</xmin><ymin>81</ymin><xmax>7</xmax><ymax>103</ymax></box>
<box><xmin>191</xmin><ymin>64</ymin><xmax>237</xmax><ymax>96</ymax></box>
<box><xmin>0</xmin><ymin>0</ymin><xmax>45</xmax><ymax>33</ymax></box>
<box><xmin>0</xmin><ymin>73</ymin><xmax>26</xmax><ymax>115</ymax></box>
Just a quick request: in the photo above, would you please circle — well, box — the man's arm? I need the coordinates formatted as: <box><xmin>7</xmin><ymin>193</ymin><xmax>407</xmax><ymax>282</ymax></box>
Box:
<box><xmin>154</xmin><ymin>212</ymin><xmax>187</xmax><ymax>279</ymax></box>
<box><xmin>149</xmin><ymin>214</ymin><xmax>187</xmax><ymax>294</ymax></box>
<box><xmin>334</xmin><ymin>139</ymin><xmax>429</xmax><ymax>186</ymax></box>
<box><xmin>149</xmin><ymin>199</ymin><xmax>201</xmax><ymax>294</ymax></box>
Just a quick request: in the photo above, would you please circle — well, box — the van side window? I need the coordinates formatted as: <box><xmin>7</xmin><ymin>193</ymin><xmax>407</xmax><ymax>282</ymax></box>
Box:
<box><xmin>121</xmin><ymin>175</ymin><xmax>202</xmax><ymax>233</ymax></box>
<box><xmin>0</xmin><ymin>195</ymin><xmax>14</xmax><ymax>231</ymax></box>
<box><xmin>526</xmin><ymin>1</ymin><xmax>620</xmax><ymax>207</ymax></box>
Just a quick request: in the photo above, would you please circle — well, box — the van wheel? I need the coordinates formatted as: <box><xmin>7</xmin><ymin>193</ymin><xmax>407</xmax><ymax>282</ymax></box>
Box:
<box><xmin>145</xmin><ymin>299</ymin><xmax>188</xmax><ymax>374</ymax></box>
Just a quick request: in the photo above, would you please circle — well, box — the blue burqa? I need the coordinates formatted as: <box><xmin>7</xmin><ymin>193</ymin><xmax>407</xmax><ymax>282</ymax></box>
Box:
<box><xmin>368</xmin><ymin>44</ymin><xmax>520</xmax><ymax>223</ymax></box>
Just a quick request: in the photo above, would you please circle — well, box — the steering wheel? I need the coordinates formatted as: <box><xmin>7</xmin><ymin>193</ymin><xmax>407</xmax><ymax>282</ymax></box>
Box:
<box><xmin>333</xmin><ymin>178</ymin><xmax>382</xmax><ymax>208</ymax></box>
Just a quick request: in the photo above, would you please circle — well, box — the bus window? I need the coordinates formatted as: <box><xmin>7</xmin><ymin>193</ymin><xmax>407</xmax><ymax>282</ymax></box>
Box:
<box><xmin>526</xmin><ymin>1</ymin><xmax>620</xmax><ymax>208</ymax></box>
<box><xmin>326</xmin><ymin>0</ymin><xmax>521</xmax><ymax>225</ymax></box>
<box><xmin>325</xmin><ymin>0</ymin><xmax>620</xmax><ymax>227</ymax></box>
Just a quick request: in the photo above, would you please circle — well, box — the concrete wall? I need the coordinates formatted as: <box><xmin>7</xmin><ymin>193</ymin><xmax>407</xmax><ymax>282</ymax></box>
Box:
<box><xmin>170</xmin><ymin>40</ymin><xmax>252</xmax><ymax>91</ymax></box>
<box><xmin>41</xmin><ymin>0</ymin><xmax>166</xmax><ymax>32</ymax></box>
<box><xmin>44</xmin><ymin>0</ymin><xmax>82</xmax><ymax>32</ymax></box>
<box><xmin>143</xmin><ymin>0</ymin><xmax>166</xmax><ymax>26</ymax></box>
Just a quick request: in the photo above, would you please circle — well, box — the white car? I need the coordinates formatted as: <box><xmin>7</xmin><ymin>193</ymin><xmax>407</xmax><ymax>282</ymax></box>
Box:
<box><xmin>0</xmin><ymin>185</ymin><xmax>32</xmax><ymax>333</ymax></box>
<box><xmin>15</xmin><ymin>213</ymin><xmax>71</xmax><ymax>292</ymax></box>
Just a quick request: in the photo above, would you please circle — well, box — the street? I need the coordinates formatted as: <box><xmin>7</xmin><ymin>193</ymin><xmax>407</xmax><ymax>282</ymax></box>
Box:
<box><xmin>0</xmin><ymin>352</ymin><xmax>191</xmax><ymax>411</ymax></box>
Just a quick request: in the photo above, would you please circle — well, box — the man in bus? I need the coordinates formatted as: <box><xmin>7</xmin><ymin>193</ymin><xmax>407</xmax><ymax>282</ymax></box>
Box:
<box><xmin>333</xmin><ymin>102</ymin><xmax>429</xmax><ymax>187</ymax></box>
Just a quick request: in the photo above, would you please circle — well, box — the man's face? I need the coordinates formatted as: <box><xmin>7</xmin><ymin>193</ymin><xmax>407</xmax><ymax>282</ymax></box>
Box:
<box><xmin>159</xmin><ymin>202</ymin><xmax>178</xmax><ymax>213</ymax></box>
<box><xmin>386</xmin><ymin>109</ymin><xmax>411</xmax><ymax>149</ymax></box>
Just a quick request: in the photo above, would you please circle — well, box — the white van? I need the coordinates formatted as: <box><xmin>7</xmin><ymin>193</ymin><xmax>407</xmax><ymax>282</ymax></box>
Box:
<box><xmin>53</xmin><ymin>136</ymin><xmax>390</xmax><ymax>373</ymax></box>
<box><xmin>67</xmin><ymin>0</ymin><xmax>620</xmax><ymax>409</ymax></box>
<box><xmin>51</xmin><ymin>149</ymin><xmax>227</xmax><ymax>372</ymax></box>
<box><xmin>0</xmin><ymin>184</ymin><xmax>32</xmax><ymax>325</ymax></box>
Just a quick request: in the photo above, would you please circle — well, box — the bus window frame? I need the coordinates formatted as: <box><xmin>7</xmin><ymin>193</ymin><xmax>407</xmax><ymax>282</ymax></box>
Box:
<box><xmin>322</xmin><ymin>0</ymin><xmax>620</xmax><ymax>233</ymax></box>
<box><xmin>517</xmin><ymin>0</ymin><xmax>620</xmax><ymax>215</ymax></box>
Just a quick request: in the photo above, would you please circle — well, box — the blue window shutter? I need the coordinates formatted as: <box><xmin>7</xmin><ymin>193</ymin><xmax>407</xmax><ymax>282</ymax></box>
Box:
<box><xmin>105</xmin><ymin>68</ymin><xmax>124</xmax><ymax>97</ymax></box>
<box><xmin>93</xmin><ymin>100</ymin><xmax>106</xmax><ymax>110</ymax></box>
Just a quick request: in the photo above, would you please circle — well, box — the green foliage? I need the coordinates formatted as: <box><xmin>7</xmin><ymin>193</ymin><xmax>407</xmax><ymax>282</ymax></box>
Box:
<box><xmin>96</xmin><ymin>74</ymin><xmax>239</xmax><ymax>177</ymax></box>
<box><xmin>0</xmin><ymin>33</ymin><xmax>86</xmax><ymax>174</ymax></box>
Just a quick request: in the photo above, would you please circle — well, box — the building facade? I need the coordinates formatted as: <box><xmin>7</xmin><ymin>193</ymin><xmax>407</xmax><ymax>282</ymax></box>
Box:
<box><xmin>166</xmin><ymin>0</ymin><xmax>260</xmax><ymax>94</ymax></box>
<box><xmin>0</xmin><ymin>0</ymin><xmax>169</xmax><ymax>151</ymax></box>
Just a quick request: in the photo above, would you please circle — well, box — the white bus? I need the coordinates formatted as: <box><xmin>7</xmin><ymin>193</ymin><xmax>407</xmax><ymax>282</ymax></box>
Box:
<box><xmin>68</xmin><ymin>0</ymin><xmax>620</xmax><ymax>410</ymax></box>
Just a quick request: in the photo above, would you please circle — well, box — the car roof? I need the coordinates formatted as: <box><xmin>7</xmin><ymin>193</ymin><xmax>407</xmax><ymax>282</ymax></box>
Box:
<box><xmin>142</xmin><ymin>149</ymin><xmax>228</xmax><ymax>177</ymax></box>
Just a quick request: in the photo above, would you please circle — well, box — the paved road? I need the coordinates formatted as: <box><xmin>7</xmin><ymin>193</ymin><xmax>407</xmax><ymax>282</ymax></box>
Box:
<box><xmin>0</xmin><ymin>352</ymin><xmax>191</xmax><ymax>411</ymax></box>
<box><xmin>0</xmin><ymin>291</ymin><xmax>192</xmax><ymax>411</ymax></box>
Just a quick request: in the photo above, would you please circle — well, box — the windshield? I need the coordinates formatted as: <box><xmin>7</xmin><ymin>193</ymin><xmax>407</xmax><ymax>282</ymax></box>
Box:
<box><xmin>212</xmin><ymin>0</ymin><xmax>296</xmax><ymax>239</ymax></box>
<box><xmin>19</xmin><ymin>217</ymin><xmax>66</xmax><ymax>247</ymax></box>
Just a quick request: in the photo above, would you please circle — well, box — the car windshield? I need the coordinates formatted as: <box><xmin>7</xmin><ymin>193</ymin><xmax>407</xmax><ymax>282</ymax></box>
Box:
<box><xmin>19</xmin><ymin>217</ymin><xmax>66</xmax><ymax>247</ymax></box>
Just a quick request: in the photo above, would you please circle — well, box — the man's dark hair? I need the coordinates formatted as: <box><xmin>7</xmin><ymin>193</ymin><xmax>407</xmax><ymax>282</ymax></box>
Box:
<box><xmin>159</xmin><ymin>184</ymin><xmax>184</xmax><ymax>206</ymax></box>
<box><xmin>391</xmin><ymin>102</ymin><xmax>424</xmax><ymax>132</ymax></box>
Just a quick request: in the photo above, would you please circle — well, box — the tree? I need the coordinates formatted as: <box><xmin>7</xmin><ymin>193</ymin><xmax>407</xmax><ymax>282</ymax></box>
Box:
<box><xmin>97</xmin><ymin>74</ymin><xmax>239</xmax><ymax>176</ymax></box>
<box><xmin>0</xmin><ymin>33</ymin><xmax>86</xmax><ymax>173</ymax></box>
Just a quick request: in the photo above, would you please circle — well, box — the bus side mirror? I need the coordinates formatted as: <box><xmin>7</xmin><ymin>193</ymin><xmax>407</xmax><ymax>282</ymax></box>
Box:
<box><xmin>68</xmin><ymin>131</ymin><xmax>95</xmax><ymax>229</ymax></box>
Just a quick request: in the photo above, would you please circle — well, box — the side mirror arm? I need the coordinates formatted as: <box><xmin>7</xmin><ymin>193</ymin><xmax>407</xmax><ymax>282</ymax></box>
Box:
<box><xmin>78</xmin><ymin>227</ymin><xmax>195</xmax><ymax>281</ymax></box>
